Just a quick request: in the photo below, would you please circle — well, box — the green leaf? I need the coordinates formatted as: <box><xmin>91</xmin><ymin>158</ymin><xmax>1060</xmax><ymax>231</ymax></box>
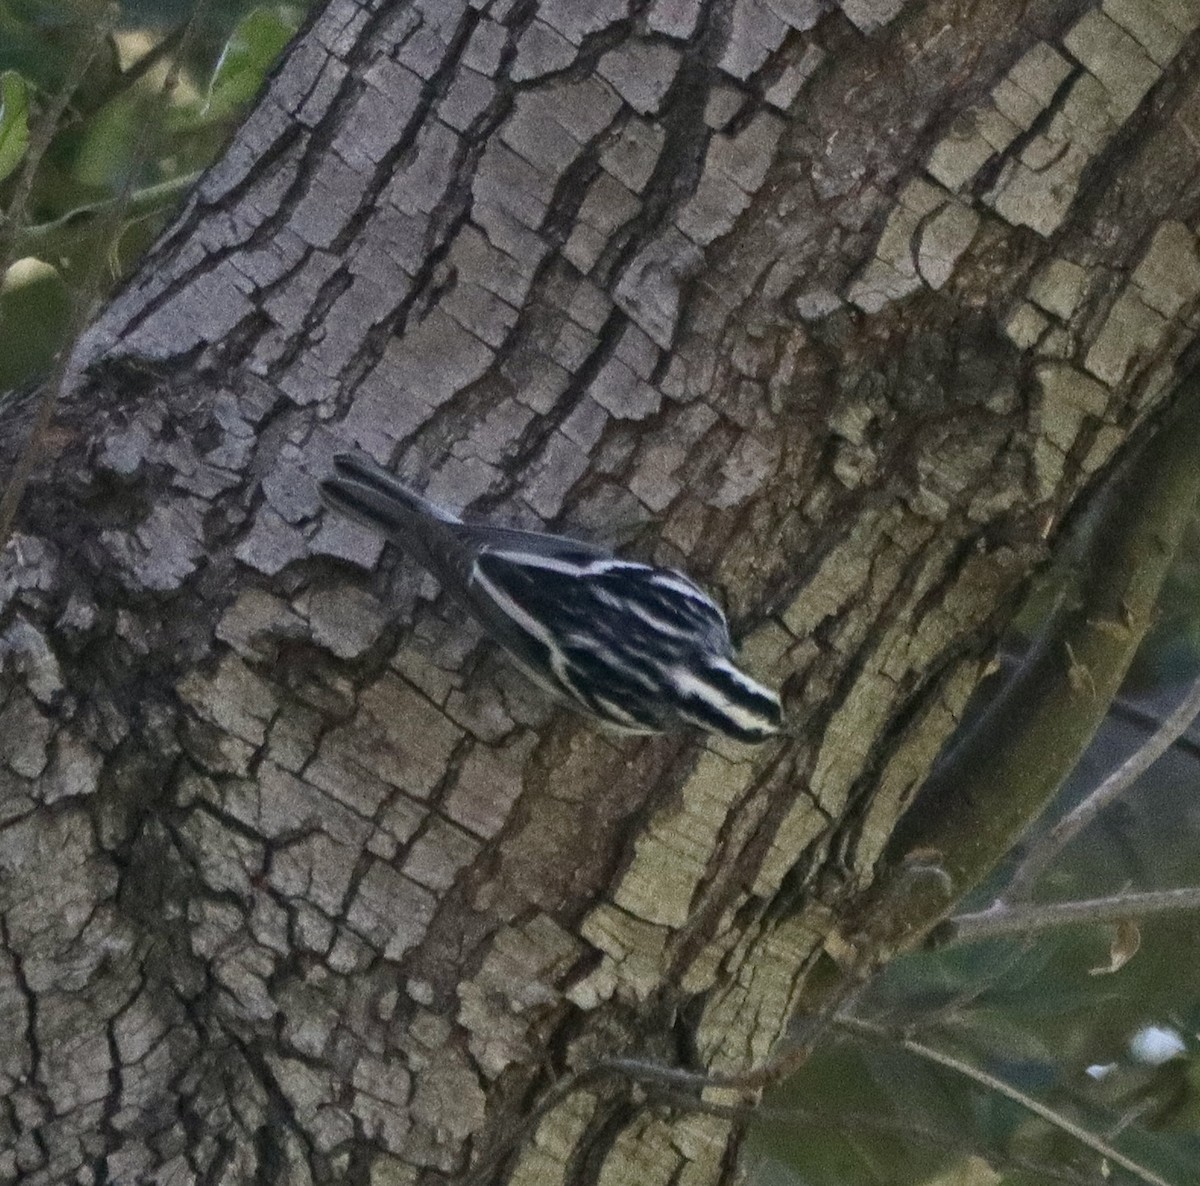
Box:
<box><xmin>0</xmin><ymin>69</ymin><xmax>30</xmax><ymax>183</ymax></box>
<box><xmin>206</xmin><ymin>6</ymin><xmax>301</xmax><ymax>115</ymax></box>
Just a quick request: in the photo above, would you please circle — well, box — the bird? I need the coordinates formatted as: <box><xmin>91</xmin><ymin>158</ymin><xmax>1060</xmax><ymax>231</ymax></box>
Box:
<box><xmin>319</xmin><ymin>451</ymin><xmax>782</xmax><ymax>743</ymax></box>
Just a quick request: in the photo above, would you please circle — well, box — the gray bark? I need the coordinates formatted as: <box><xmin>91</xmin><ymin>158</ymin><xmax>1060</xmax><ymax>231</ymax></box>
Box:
<box><xmin>3</xmin><ymin>0</ymin><xmax>1200</xmax><ymax>1182</ymax></box>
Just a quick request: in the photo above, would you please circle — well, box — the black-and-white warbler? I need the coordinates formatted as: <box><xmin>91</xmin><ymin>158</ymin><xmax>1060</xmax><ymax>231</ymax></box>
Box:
<box><xmin>320</xmin><ymin>452</ymin><xmax>782</xmax><ymax>743</ymax></box>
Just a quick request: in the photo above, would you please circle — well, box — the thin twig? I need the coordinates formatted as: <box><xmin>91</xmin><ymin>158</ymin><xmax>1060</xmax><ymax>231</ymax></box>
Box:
<box><xmin>90</xmin><ymin>22</ymin><xmax>191</xmax><ymax>112</ymax></box>
<box><xmin>839</xmin><ymin>1016</ymin><xmax>1178</xmax><ymax>1186</ymax></box>
<box><xmin>939</xmin><ymin>886</ymin><xmax>1200</xmax><ymax>947</ymax></box>
<box><xmin>1110</xmin><ymin>697</ymin><xmax>1200</xmax><ymax>763</ymax></box>
<box><xmin>1003</xmin><ymin>672</ymin><xmax>1200</xmax><ymax>902</ymax></box>
<box><xmin>596</xmin><ymin>1042</ymin><xmax>813</xmax><ymax>1096</ymax></box>
<box><xmin>13</xmin><ymin>171</ymin><xmax>201</xmax><ymax>258</ymax></box>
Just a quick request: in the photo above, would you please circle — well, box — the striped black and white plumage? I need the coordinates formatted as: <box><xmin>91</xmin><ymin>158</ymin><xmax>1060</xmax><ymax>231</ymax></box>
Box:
<box><xmin>320</xmin><ymin>452</ymin><xmax>782</xmax><ymax>743</ymax></box>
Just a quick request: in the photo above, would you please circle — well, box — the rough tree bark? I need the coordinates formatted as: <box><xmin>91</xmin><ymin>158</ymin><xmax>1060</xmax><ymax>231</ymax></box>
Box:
<box><xmin>3</xmin><ymin>0</ymin><xmax>1200</xmax><ymax>1183</ymax></box>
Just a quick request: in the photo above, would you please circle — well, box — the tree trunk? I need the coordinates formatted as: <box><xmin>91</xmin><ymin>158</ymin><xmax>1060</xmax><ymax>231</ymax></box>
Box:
<box><xmin>4</xmin><ymin>0</ymin><xmax>1200</xmax><ymax>1182</ymax></box>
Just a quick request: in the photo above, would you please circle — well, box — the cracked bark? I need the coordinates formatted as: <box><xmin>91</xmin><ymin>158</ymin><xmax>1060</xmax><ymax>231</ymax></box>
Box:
<box><xmin>4</xmin><ymin>0</ymin><xmax>1200</xmax><ymax>1183</ymax></box>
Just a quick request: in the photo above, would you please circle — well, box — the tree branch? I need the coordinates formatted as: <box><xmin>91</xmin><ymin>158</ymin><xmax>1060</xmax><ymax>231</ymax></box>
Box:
<box><xmin>882</xmin><ymin>369</ymin><xmax>1200</xmax><ymax>925</ymax></box>
<box><xmin>936</xmin><ymin>886</ymin><xmax>1200</xmax><ymax>947</ymax></box>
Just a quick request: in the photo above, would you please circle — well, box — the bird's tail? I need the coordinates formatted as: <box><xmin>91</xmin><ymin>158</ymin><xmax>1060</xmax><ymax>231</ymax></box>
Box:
<box><xmin>321</xmin><ymin>453</ymin><xmax>460</xmax><ymax>530</ymax></box>
<box><xmin>320</xmin><ymin>450</ymin><xmax>616</xmax><ymax>579</ymax></box>
<box><xmin>319</xmin><ymin>452</ymin><xmax>474</xmax><ymax>583</ymax></box>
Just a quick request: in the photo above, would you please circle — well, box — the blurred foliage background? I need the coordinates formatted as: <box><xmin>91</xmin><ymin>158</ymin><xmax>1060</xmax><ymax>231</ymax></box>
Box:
<box><xmin>0</xmin><ymin>0</ymin><xmax>304</xmax><ymax>391</ymax></box>
<box><xmin>4</xmin><ymin>3</ymin><xmax>1200</xmax><ymax>1184</ymax></box>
